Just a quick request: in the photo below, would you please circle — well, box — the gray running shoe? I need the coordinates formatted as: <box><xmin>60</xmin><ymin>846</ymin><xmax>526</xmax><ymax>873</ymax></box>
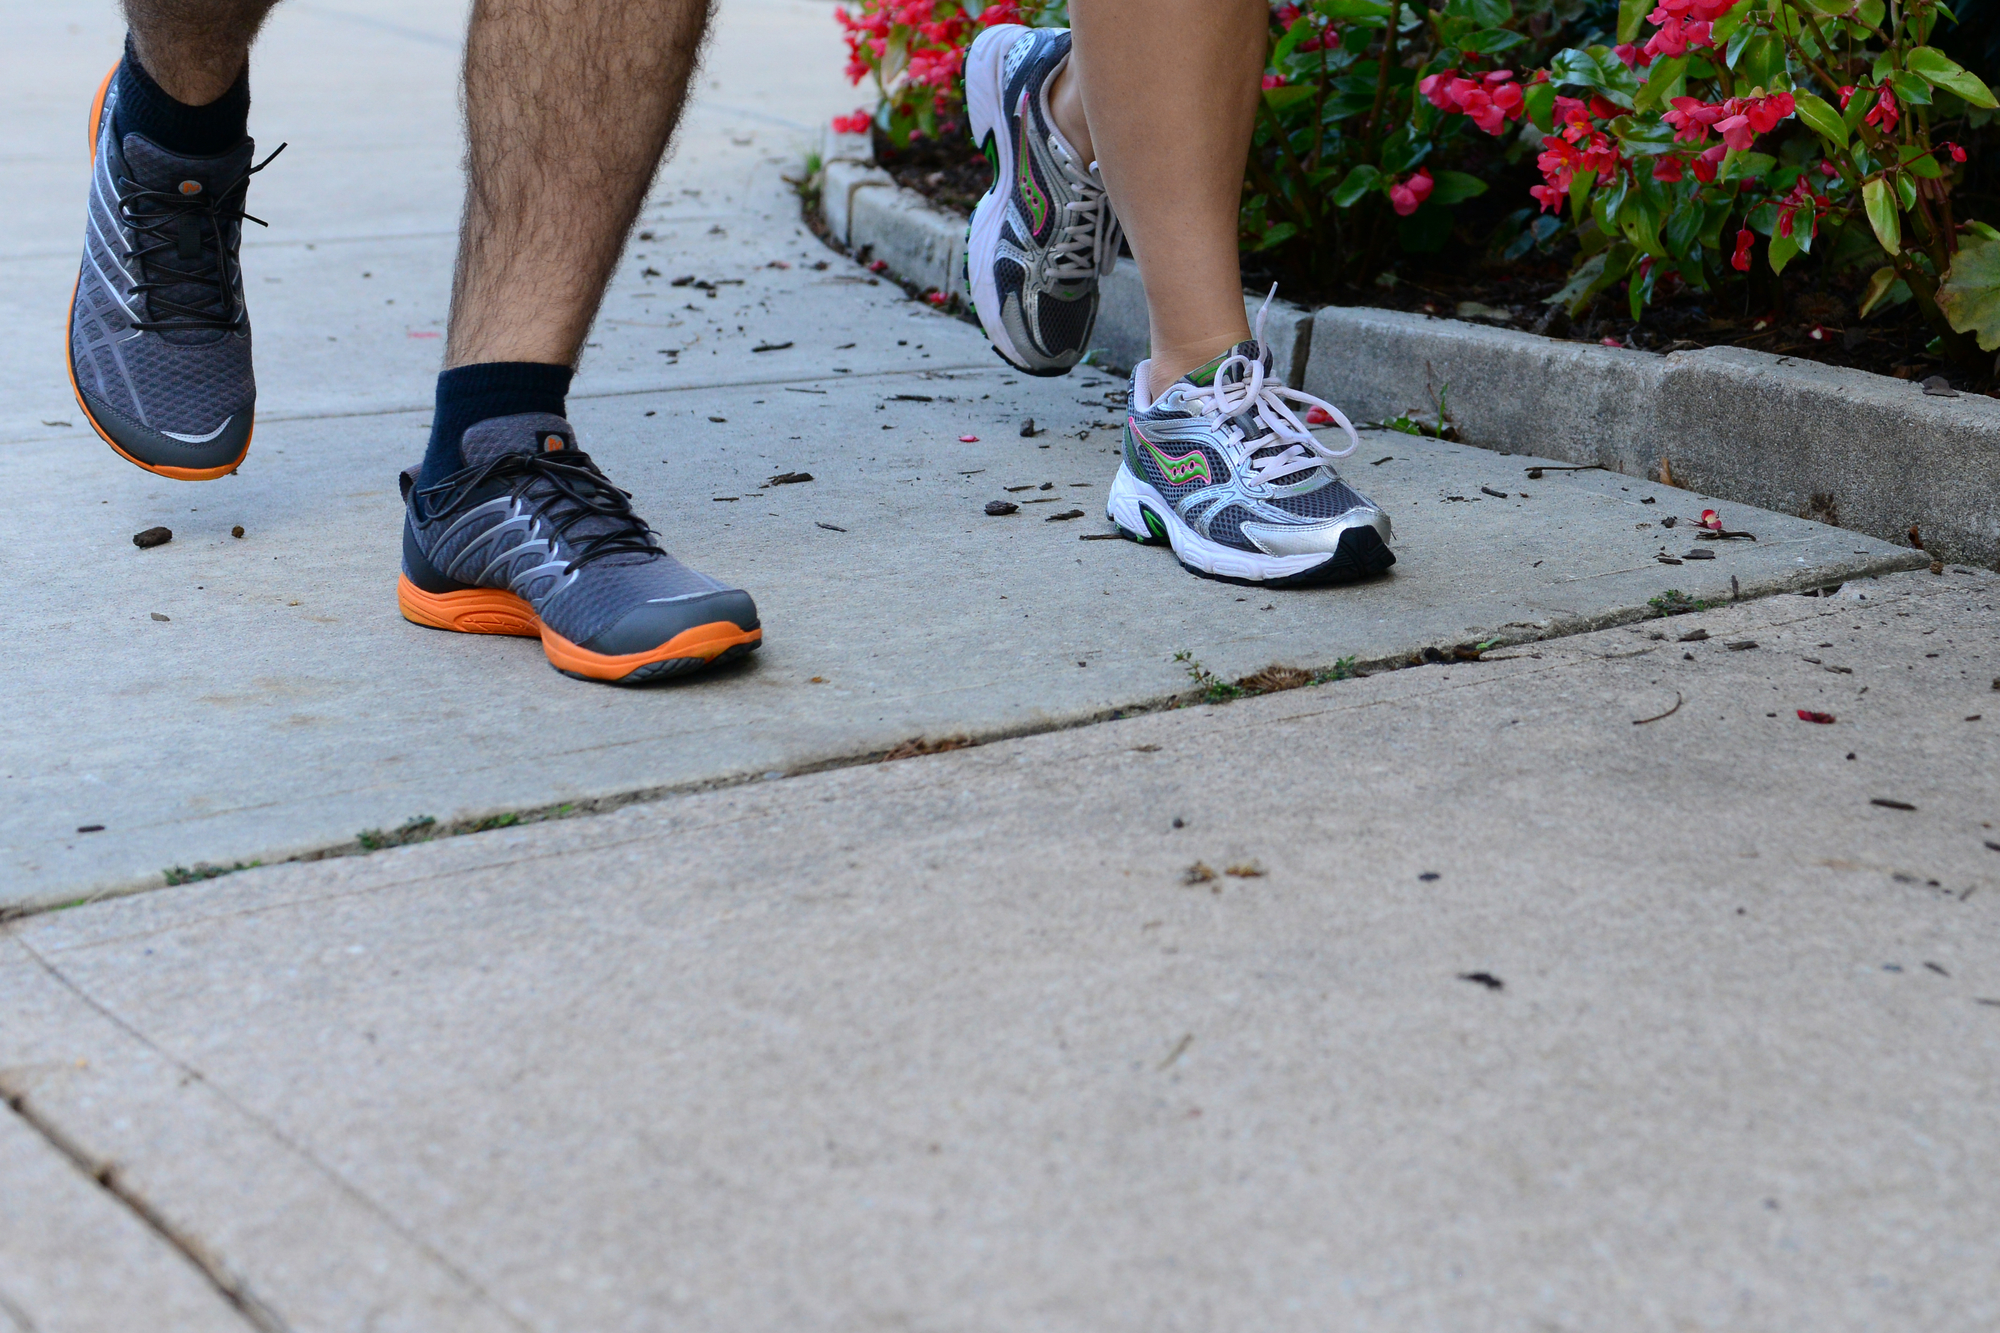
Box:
<box><xmin>68</xmin><ymin>62</ymin><xmax>278</xmax><ymax>480</ymax></box>
<box><xmin>399</xmin><ymin>415</ymin><xmax>762</xmax><ymax>684</ymax></box>
<box><xmin>1105</xmin><ymin>312</ymin><xmax>1396</xmax><ymax>587</ymax></box>
<box><xmin>963</xmin><ymin>23</ymin><xmax>1121</xmax><ymax>377</ymax></box>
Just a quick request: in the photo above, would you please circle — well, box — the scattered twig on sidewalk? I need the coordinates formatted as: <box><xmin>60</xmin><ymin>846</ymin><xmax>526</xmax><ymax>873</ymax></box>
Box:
<box><xmin>1633</xmin><ymin>692</ymin><xmax>1683</xmax><ymax>725</ymax></box>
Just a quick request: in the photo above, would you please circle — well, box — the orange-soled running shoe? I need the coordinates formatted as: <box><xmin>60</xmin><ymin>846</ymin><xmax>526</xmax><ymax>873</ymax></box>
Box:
<box><xmin>399</xmin><ymin>414</ymin><xmax>762</xmax><ymax>684</ymax></box>
<box><xmin>69</xmin><ymin>61</ymin><xmax>281</xmax><ymax>479</ymax></box>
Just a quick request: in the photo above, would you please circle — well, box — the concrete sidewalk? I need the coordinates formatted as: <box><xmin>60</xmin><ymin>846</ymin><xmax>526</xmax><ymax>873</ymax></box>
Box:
<box><xmin>5</xmin><ymin>570</ymin><xmax>1996</xmax><ymax>1331</ymax></box>
<box><xmin>0</xmin><ymin>2</ymin><xmax>1925</xmax><ymax>910</ymax></box>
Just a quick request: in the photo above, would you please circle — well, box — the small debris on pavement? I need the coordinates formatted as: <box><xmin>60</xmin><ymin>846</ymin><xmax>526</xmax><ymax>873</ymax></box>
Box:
<box><xmin>882</xmin><ymin>735</ymin><xmax>972</xmax><ymax>761</ymax></box>
<box><xmin>1078</xmin><ymin>533</ymin><xmax>1121</xmax><ymax>540</ymax></box>
<box><xmin>1419</xmin><ymin>871</ymin><xmax>1441</xmax><ymax>881</ymax></box>
<box><xmin>1640</xmin><ymin>495</ymin><xmax>1656</xmax><ymax>504</ymax></box>
<box><xmin>750</xmin><ymin>341</ymin><xmax>792</xmax><ymax>353</ymax></box>
<box><xmin>958</xmin><ymin>434</ymin><xmax>979</xmax><ymax>443</ymax></box>
<box><xmin>984</xmin><ymin>500</ymin><xmax>1018</xmax><ymax>515</ymax></box>
<box><xmin>76</xmin><ymin>824</ymin><xmax>104</xmax><ymax>833</ymax></box>
<box><xmin>1633</xmin><ymin>692</ymin><xmax>1683</xmax><ymax>725</ymax></box>
<box><xmin>766</xmin><ymin>471</ymin><xmax>813</xmax><ymax>485</ymax></box>
<box><xmin>809</xmin><ymin>676</ymin><xmax>825</xmax><ymax>683</ymax></box>
<box><xmin>1480</xmin><ymin>485</ymin><xmax>1507</xmax><ymax>499</ymax></box>
<box><xmin>1660</xmin><ymin>516</ymin><xmax>1678</xmax><ymax>528</ymax></box>
<box><xmin>150</xmin><ymin>612</ymin><xmax>170</xmax><ymax>622</ymax></box>
<box><xmin>1020</xmin><ymin>419</ymin><xmax>1038</xmax><ymax>437</ymax></box>
<box><xmin>1132</xmin><ymin>744</ymin><xmax>1161</xmax><ymax>753</ymax></box>
<box><xmin>1039</xmin><ymin>482</ymin><xmax>1055</xmax><ymax>490</ymax></box>
<box><xmin>815</xmin><ymin>521</ymin><xmax>847</xmax><ymax>533</ymax></box>
<box><xmin>1458</xmin><ymin>971</ymin><xmax>1505</xmax><ymax>991</ymax></box>
<box><xmin>1798</xmin><ymin>710</ymin><xmax>1837</xmax><ymax>724</ymax></box>
<box><xmin>1657</xmin><ymin>555</ymin><xmax>1683</xmax><ymax>565</ymax></box>
<box><xmin>1371</xmin><ymin>455</ymin><xmax>1393</xmax><ymax>466</ymax></box>
<box><xmin>43</xmin><ymin>419</ymin><xmax>72</xmax><ymax>427</ymax></box>
<box><xmin>1700</xmin><ymin>509</ymin><xmax>1723</xmax><ymax>531</ymax></box>
<box><xmin>708</xmin><ymin>415</ymin><xmax>727</xmax><ymax>423</ymax></box>
<box><xmin>1046</xmin><ymin>509</ymin><xmax>1085</xmax><ymax>521</ymax></box>
<box><xmin>1921</xmin><ymin>375</ymin><xmax>1958</xmax><ymax>397</ymax></box>
<box><xmin>713</xmin><ymin>496</ymin><xmax>739</xmax><ymax>502</ymax></box>
<box><xmin>1225</xmin><ymin>862</ymin><xmax>1265</xmax><ymax>878</ymax></box>
<box><xmin>1908</xmin><ymin>524</ymin><xmax>1925</xmax><ymax>550</ymax></box>
<box><xmin>133</xmin><ymin>526</ymin><xmax>172</xmax><ymax>549</ymax></box>
<box><xmin>1236</xmin><ymin>665</ymin><xmax>1312</xmax><ymax>694</ymax></box>
<box><xmin>1726</xmin><ymin>640</ymin><xmax>1758</xmax><ymax>651</ymax></box>
<box><xmin>1183</xmin><ymin>861</ymin><xmax>1217</xmax><ymax>885</ymax></box>
<box><xmin>231</xmin><ymin>525</ymin><xmax>245</xmax><ymax>538</ymax></box>
<box><xmin>1680</xmin><ymin>629</ymin><xmax>1709</xmax><ymax>642</ymax></box>
<box><xmin>1931</xmin><ymin>559</ymin><xmax>1946</xmax><ymax>575</ymax></box>
<box><xmin>1871</xmin><ymin>798</ymin><xmax>1918</xmax><ymax>811</ymax></box>
<box><xmin>1526</xmin><ymin>467</ymin><xmax>1543</xmax><ymax>479</ymax></box>
<box><xmin>1685</xmin><ymin>549</ymin><xmax>1716</xmax><ymax>559</ymax></box>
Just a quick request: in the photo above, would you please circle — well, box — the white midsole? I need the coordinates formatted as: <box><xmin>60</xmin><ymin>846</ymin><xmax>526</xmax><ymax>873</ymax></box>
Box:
<box><xmin>1104</xmin><ymin>465</ymin><xmax>1337</xmax><ymax>582</ymax></box>
<box><xmin>963</xmin><ymin>24</ymin><xmax>1030</xmax><ymax>369</ymax></box>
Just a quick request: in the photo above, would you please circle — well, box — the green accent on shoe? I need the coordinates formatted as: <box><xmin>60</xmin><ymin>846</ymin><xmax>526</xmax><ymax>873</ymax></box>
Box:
<box><xmin>1134</xmin><ymin>423</ymin><xmax>1213</xmax><ymax>487</ymax></box>
<box><xmin>1143</xmin><ymin>508</ymin><xmax>1168</xmax><ymax>541</ymax></box>
<box><xmin>1015</xmin><ymin>96</ymin><xmax>1050</xmax><ymax>236</ymax></box>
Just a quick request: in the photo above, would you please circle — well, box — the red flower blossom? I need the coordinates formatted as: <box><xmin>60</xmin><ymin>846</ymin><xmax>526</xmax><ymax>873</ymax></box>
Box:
<box><xmin>1731</xmin><ymin>230</ymin><xmax>1754</xmax><ymax>272</ymax></box>
<box><xmin>1652</xmin><ymin>155</ymin><xmax>1684</xmax><ymax>182</ymax></box>
<box><xmin>831</xmin><ymin>109</ymin><xmax>872</xmax><ymax>134</ymax></box>
<box><xmin>1389</xmin><ymin>169</ymin><xmax>1435</xmax><ymax>216</ymax></box>
<box><xmin>1613</xmin><ymin>43</ymin><xmax>1640</xmax><ymax>68</ymax></box>
<box><xmin>1940</xmin><ymin>140</ymin><xmax>1968</xmax><ymax>163</ymax></box>
<box><xmin>1691</xmin><ymin>143</ymin><xmax>1726</xmax><ymax>182</ymax></box>
<box><xmin>1865</xmin><ymin>85</ymin><xmax>1899</xmax><ymax>133</ymax></box>
<box><xmin>1262</xmin><ymin>73</ymin><xmax>1288</xmax><ymax>90</ymax></box>
<box><xmin>1420</xmin><ymin>70</ymin><xmax>1527</xmax><ymax>135</ymax></box>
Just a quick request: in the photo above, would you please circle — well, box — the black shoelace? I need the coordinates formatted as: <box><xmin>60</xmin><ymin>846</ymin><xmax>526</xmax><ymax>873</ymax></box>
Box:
<box><xmin>117</xmin><ymin>143</ymin><xmax>285</xmax><ymax>333</ymax></box>
<box><xmin>416</xmin><ymin>450</ymin><xmax>665</xmax><ymax>573</ymax></box>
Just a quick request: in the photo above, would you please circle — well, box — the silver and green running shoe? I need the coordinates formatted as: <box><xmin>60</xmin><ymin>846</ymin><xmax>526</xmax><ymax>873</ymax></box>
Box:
<box><xmin>963</xmin><ymin>23</ymin><xmax>1121</xmax><ymax>377</ymax></box>
<box><xmin>1106</xmin><ymin>311</ymin><xmax>1396</xmax><ymax>587</ymax></box>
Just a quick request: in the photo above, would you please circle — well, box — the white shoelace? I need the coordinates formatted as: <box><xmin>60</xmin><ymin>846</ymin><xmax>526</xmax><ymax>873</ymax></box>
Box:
<box><xmin>1046</xmin><ymin>138</ymin><xmax>1122</xmax><ymax>282</ymax></box>
<box><xmin>1164</xmin><ymin>289</ymin><xmax>1361</xmax><ymax>486</ymax></box>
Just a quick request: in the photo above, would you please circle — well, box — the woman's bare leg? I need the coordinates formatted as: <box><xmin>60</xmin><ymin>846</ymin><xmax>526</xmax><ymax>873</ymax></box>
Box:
<box><xmin>1048</xmin><ymin>0</ymin><xmax>1266</xmax><ymax>395</ymax></box>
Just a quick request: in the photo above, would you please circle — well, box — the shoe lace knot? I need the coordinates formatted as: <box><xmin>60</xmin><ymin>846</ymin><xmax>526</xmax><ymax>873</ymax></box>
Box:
<box><xmin>116</xmin><ymin>143</ymin><xmax>285</xmax><ymax>334</ymax></box>
<box><xmin>417</xmin><ymin>449</ymin><xmax>665</xmax><ymax>573</ymax></box>
<box><xmin>1168</xmin><ymin>287</ymin><xmax>1361</xmax><ymax>487</ymax></box>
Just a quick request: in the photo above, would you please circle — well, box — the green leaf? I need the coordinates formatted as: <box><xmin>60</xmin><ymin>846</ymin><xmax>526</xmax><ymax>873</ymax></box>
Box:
<box><xmin>1617</xmin><ymin>0</ymin><xmax>1651</xmax><ymax>43</ymax></box>
<box><xmin>1270</xmin><ymin>14</ymin><xmax>1311</xmax><ymax>65</ymax></box>
<box><xmin>1569</xmin><ymin>166</ymin><xmax>1598</xmax><ymax>220</ymax></box>
<box><xmin>1907</xmin><ymin>45</ymin><xmax>2000</xmax><ymax>108</ymax></box>
<box><xmin>1797</xmin><ymin>0</ymin><xmax>1848</xmax><ymax>14</ymax></box>
<box><xmin>1524</xmin><ymin>80</ymin><xmax>1556</xmax><ymax>132</ymax></box>
<box><xmin>1629</xmin><ymin>259</ymin><xmax>1655</xmax><ymax>320</ymax></box>
<box><xmin>1733</xmin><ymin>32</ymin><xmax>1785</xmax><ymax>90</ymax></box>
<box><xmin>1250</xmin><ymin>221</ymin><xmax>1299</xmax><ymax>252</ymax></box>
<box><xmin>1856</xmin><ymin>0</ymin><xmax>1885</xmax><ymax>25</ymax></box>
<box><xmin>1664</xmin><ymin>202</ymin><xmax>1704</xmax><ymax>257</ymax></box>
<box><xmin>1609</xmin><ymin>114</ymin><xmax>1679</xmax><ymax>152</ymax></box>
<box><xmin>1793</xmin><ymin>91</ymin><xmax>1848</xmax><ymax>146</ymax></box>
<box><xmin>1862</xmin><ymin>177</ymin><xmax>1901</xmax><ymax>254</ymax></box>
<box><xmin>1894</xmin><ymin>172</ymin><xmax>1919</xmax><ymax>210</ymax></box>
<box><xmin>1968</xmin><ymin>220</ymin><xmax>2000</xmax><ymax>242</ymax></box>
<box><xmin>1708</xmin><ymin>0</ymin><xmax>1755</xmax><ymax>48</ymax></box>
<box><xmin>1858</xmin><ymin>265</ymin><xmax>1911</xmax><ymax>317</ymax></box>
<box><xmin>1937</xmin><ymin>233</ymin><xmax>2000</xmax><ymax>349</ymax></box>
<box><xmin>1427</xmin><ymin>169</ymin><xmax>1490</xmax><ymax>205</ymax></box>
<box><xmin>1904</xmin><ymin>149</ymin><xmax>1944</xmax><ymax>178</ymax></box>
<box><xmin>1261</xmin><ymin>85</ymin><xmax>1316</xmax><ymax>111</ymax></box>
<box><xmin>1719</xmin><ymin>150</ymin><xmax>1776</xmax><ymax>181</ymax></box>
<box><xmin>1634</xmin><ymin>55</ymin><xmax>1689</xmax><ymax>112</ymax></box>
<box><xmin>1888</xmin><ymin>70</ymin><xmax>1934</xmax><ymax>106</ymax></box>
<box><xmin>1549</xmin><ymin>46</ymin><xmax>1640</xmax><ymax>107</ymax></box>
<box><xmin>1767</xmin><ymin>231</ymin><xmax>1801</xmax><ymax>275</ymax></box>
<box><xmin>1333</xmin><ymin>164</ymin><xmax>1381</xmax><ymax>207</ymax></box>
<box><xmin>1460</xmin><ymin>28</ymin><xmax>1529</xmax><ymax>54</ymax></box>
<box><xmin>1545</xmin><ymin>250</ymin><xmax>1609</xmax><ymax>314</ymax></box>
<box><xmin>1844</xmin><ymin>87</ymin><xmax>1874</xmax><ymax>131</ymax></box>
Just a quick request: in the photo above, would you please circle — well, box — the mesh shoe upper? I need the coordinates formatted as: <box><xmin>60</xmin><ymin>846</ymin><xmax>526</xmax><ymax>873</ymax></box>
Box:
<box><xmin>402</xmin><ymin>414</ymin><xmax>754</xmax><ymax>652</ymax></box>
<box><xmin>969</xmin><ymin>26</ymin><xmax>1121</xmax><ymax>374</ymax></box>
<box><xmin>70</xmin><ymin>72</ymin><xmax>265</xmax><ymax>473</ymax></box>
<box><xmin>1123</xmin><ymin>342</ymin><xmax>1390</xmax><ymax>557</ymax></box>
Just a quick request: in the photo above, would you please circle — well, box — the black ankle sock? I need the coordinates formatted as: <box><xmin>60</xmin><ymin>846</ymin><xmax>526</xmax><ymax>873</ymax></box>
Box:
<box><xmin>420</xmin><ymin>362</ymin><xmax>574</xmax><ymax>486</ymax></box>
<box><xmin>113</xmin><ymin>33</ymin><xmax>251</xmax><ymax>156</ymax></box>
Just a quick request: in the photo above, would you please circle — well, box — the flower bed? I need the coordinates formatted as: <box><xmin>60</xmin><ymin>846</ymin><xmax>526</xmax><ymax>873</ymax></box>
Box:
<box><xmin>832</xmin><ymin>0</ymin><xmax>2000</xmax><ymax>389</ymax></box>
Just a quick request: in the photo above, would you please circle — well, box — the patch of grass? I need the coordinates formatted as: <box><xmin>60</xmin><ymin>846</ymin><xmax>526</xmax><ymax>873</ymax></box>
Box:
<box><xmin>356</xmin><ymin>815</ymin><xmax>437</xmax><ymax>852</ymax></box>
<box><xmin>1647</xmin><ymin>589</ymin><xmax>1712</xmax><ymax>618</ymax></box>
<box><xmin>1174</xmin><ymin>651</ymin><xmax>1245</xmax><ymax>704</ymax></box>
<box><xmin>162</xmin><ymin>860</ymin><xmax>262</xmax><ymax>887</ymax></box>
<box><xmin>1312</xmin><ymin>656</ymin><xmax>1359</xmax><ymax>684</ymax></box>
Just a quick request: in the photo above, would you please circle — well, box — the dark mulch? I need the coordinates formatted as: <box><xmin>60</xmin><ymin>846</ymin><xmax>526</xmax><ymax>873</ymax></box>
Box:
<box><xmin>875</xmin><ymin>126</ymin><xmax>1984</xmax><ymax>392</ymax></box>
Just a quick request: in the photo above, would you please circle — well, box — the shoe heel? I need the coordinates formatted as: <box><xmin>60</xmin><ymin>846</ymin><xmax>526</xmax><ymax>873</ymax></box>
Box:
<box><xmin>963</xmin><ymin>24</ymin><xmax>1021</xmax><ymax>147</ymax></box>
<box><xmin>397</xmin><ymin>574</ymin><xmax>540</xmax><ymax>636</ymax></box>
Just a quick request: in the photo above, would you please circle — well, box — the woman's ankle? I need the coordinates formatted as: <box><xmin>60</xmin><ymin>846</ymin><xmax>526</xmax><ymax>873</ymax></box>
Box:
<box><xmin>1046</xmin><ymin>57</ymin><xmax>1095</xmax><ymax>164</ymax></box>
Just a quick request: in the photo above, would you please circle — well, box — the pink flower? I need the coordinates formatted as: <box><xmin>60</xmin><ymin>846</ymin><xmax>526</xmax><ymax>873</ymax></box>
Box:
<box><xmin>1715</xmin><ymin>114</ymin><xmax>1754</xmax><ymax>153</ymax></box>
<box><xmin>1305</xmin><ymin>406</ymin><xmax>1335</xmax><ymax>425</ymax></box>
<box><xmin>1614</xmin><ymin>43</ymin><xmax>1640</xmax><ymax>68</ymax></box>
<box><xmin>1731</xmin><ymin>230</ymin><xmax>1754</xmax><ymax>272</ymax></box>
<box><xmin>1652</xmin><ymin>155</ymin><xmax>1684</xmax><ymax>182</ymax></box>
<box><xmin>1820</xmin><ymin>159</ymin><xmax>1840</xmax><ymax>177</ymax></box>
<box><xmin>1691</xmin><ymin>143</ymin><xmax>1726</xmax><ymax>182</ymax></box>
<box><xmin>1389</xmin><ymin>169</ymin><xmax>1434</xmax><ymax>216</ymax></box>
<box><xmin>1663</xmin><ymin>96</ymin><xmax>1724</xmax><ymax>144</ymax></box>
<box><xmin>1745</xmin><ymin>92</ymin><xmax>1793</xmax><ymax>133</ymax></box>
<box><xmin>1865</xmin><ymin>85</ymin><xmax>1899</xmax><ymax>132</ymax></box>
<box><xmin>831</xmin><ymin>109</ymin><xmax>872</xmax><ymax>134</ymax></box>
<box><xmin>1262</xmin><ymin>73</ymin><xmax>1288</xmax><ymax>90</ymax></box>
<box><xmin>1940</xmin><ymin>140</ymin><xmax>1968</xmax><ymax>163</ymax></box>
<box><xmin>1530</xmin><ymin>182</ymin><xmax>1565</xmax><ymax>213</ymax></box>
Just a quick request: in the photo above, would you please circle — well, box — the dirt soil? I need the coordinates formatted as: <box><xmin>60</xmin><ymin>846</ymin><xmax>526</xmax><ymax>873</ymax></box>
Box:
<box><xmin>877</xmin><ymin>129</ymin><xmax>1989</xmax><ymax>394</ymax></box>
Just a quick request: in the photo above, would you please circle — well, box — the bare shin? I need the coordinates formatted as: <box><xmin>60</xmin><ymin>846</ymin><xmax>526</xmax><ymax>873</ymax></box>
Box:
<box><xmin>122</xmin><ymin>0</ymin><xmax>279</xmax><ymax>104</ymax></box>
<box><xmin>1064</xmin><ymin>0</ymin><xmax>1265</xmax><ymax>392</ymax></box>
<box><xmin>448</xmin><ymin>0</ymin><xmax>714</xmax><ymax>369</ymax></box>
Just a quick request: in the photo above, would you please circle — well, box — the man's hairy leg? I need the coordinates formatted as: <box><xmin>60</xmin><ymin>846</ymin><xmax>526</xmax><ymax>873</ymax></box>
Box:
<box><xmin>122</xmin><ymin>0</ymin><xmax>279</xmax><ymax>105</ymax></box>
<box><xmin>447</xmin><ymin>0</ymin><xmax>714</xmax><ymax>369</ymax></box>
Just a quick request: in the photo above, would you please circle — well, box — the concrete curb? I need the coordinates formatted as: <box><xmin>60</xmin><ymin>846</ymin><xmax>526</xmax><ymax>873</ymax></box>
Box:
<box><xmin>816</xmin><ymin>130</ymin><xmax>1997</xmax><ymax>565</ymax></box>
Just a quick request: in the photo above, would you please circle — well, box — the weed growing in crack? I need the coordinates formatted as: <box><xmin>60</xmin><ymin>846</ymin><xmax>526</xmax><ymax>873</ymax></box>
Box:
<box><xmin>1648</xmin><ymin>589</ymin><xmax>1712</xmax><ymax>618</ymax></box>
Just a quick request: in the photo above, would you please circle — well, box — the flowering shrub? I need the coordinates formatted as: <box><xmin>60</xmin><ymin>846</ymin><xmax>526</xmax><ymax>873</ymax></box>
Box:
<box><xmin>1417</xmin><ymin>0</ymin><xmax>2000</xmax><ymax>368</ymax></box>
<box><xmin>834</xmin><ymin>0</ymin><xmax>1033</xmax><ymax>147</ymax></box>
<box><xmin>1239</xmin><ymin>0</ymin><xmax>1602</xmax><ymax>279</ymax></box>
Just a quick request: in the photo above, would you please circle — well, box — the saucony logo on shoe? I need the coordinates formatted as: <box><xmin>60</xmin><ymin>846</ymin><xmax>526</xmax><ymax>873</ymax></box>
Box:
<box><xmin>1015</xmin><ymin>92</ymin><xmax>1050</xmax><ymax>237</ymax></box>
<box><xmin>1133</xmin><ymin>425</ymin><xmax>1212</xmax><ymax>487</ymax></box>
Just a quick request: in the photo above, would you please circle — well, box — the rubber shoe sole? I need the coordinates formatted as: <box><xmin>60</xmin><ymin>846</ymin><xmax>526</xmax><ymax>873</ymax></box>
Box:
<box><xmin>396</xmin><ymin>574</ymin><xmax>763</xmax><ymax>685</ymax></box>
<box><xmin>67</xmin><ymin>61</ymin><xmax>253</xmax><ymax>482</ymax></box>
<box><xmin>1105</xmin><ymin>464</ymin><xmax>1396</xmax><ymax>588</ymax></box>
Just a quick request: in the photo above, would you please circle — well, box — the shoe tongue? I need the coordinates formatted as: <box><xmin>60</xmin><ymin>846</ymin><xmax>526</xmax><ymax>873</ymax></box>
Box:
<box><xmin>119</xmin><ymin>133</ymin><xmax>256</xmax><ymax>197</ymax></box>
<box><xmin>459</xmin><ymin>413</ymin><xmax>579</xmax><ymax>469</ymax></box>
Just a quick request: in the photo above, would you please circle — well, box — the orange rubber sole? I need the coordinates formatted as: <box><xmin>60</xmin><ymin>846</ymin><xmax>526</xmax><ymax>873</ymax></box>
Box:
<box><xmin>69</xmin><ymin>60</ymin><xmax>252</xmax><ymax>484</ymax></box>
<box><xmin>397</xmin><ymin>575</ymin><xmax>762</xmax><ymax>681</ymax></box>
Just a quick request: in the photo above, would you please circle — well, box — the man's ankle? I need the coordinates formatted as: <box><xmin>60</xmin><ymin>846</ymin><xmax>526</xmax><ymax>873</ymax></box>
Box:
<box><xmin>114</xmin><ymin>32</ymin><xmax>251</xmax><ymax>155</ymax></box>
<box><xmin>418</xmin><ymin>362</ymin><xmax>574</xmax><ymax>488</ymax></box>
